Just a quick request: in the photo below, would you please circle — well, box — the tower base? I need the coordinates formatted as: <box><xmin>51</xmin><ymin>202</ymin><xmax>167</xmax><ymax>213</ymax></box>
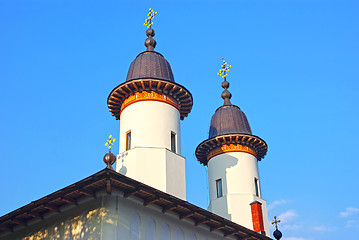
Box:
<box><xmin>116</xmin><ymin>147</ymin><xmax>186</xmax><ymax>200</ymax></box>
<box><xmin>208</xmin><ymin>194</ymin><xmax>269</xmax><ymax>236</ymax></box>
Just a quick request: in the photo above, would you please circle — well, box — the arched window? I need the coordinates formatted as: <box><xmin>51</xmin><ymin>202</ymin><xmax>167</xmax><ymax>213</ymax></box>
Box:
<box><xmin>161</xmin><ymin>223</ymin><xmax>170</xmax><ymax>240</ymax></box>
<box><xmin>145</xmin><ymin>218</ymin><xmax>156</xmax><ymax>240</ymax></box>
<box><xmin>130</xmin><ymin>212</ymin><xmax>141</xmax><ymax>240</ymax></box>
<box><xmin>175</xmin><ymin>228</ymin><xmax>184</xmax><ymax>240</ymax></box>
<box><xmin>188</xmin><ymin>233</ymin><xmax>198</xmax><ymax>240</ymax></box>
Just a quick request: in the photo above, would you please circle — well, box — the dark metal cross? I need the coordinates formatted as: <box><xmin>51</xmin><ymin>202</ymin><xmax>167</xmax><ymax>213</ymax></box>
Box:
<box><xmin>272</xmin><ymin>216</ymin><xmax>281</xmax><ymax>229</ymax></box>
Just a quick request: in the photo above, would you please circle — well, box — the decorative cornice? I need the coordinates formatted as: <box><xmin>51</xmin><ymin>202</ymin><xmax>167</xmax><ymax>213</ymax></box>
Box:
<box><xmin>108</xmin><ymin>79</ymin><xmax>192</xmax><ymax>120</ymax></box>
<box><xmin>120</xmin><ymin>91</ymin><xmax>179</xmax><ymax>115</ymax></box>
<box><xmin>208</xmin><ymin>144</ymin><xmax>257</xmax><ymax>161</ymax></box>
<box><xmin>195</xmin><ymin>133</ymin><xmax>267</xmax><ymax>165</ymax></box>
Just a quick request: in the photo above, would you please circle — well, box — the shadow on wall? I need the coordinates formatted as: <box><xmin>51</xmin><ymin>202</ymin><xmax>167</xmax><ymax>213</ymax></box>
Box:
<box><xmin>222</xmin><ymin>154</ymin><xmax>238</xmax><ymax>170</ymax></box>
<box><xmin>20</xmin><ymin>208</ymin><xmax>108</xmax><ymax>240</ymax></box>
<box><xmin>210</xmin><ymin>154</ymin><xmax>238</xmax><ymax>221</ymax></box>
<box><xmin>118</xmin><ymin>152</ymin><xmax>129</xmax><ymax>175</ymax></box>
<box><xmin>119</xmin><ymin>165</ymin><xmax>127</xmax><ymax>175</ymax></box>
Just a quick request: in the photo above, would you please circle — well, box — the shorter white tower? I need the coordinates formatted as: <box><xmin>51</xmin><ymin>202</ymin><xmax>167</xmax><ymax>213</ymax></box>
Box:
<box><xmin>107</xmin><ymin>24</ymin><xmax>193</xmax><ymax>200</ymax></box>
<box><xmin>196</xmin><ymin>60</ymin><xmax>269</xmax><ymax>235</ymax></box>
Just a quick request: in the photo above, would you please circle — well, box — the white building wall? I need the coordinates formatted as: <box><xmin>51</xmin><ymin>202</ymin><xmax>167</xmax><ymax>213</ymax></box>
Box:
<box><xmin>119</xmin><ymin>100</ymin><xmax>181</xmax><ymax>154</ymax></box>
<box><xmin>207</xmin><ymin>151</ymin><xmax>269</xmax><ymax>236</ymax></box>
<box><xmin>116</xmin><ymin>100</ymin><xmax>186</xmax><ymax>200</ymax></box>
<box><xmin>117</xmin><ymin>147</ymin><xmax>186</xmax><ymax>200</ymax></box>
<box><xmin>105</xmin><ymin>193</ymin><xmax>235</xmax><ymax>240</ymax></box>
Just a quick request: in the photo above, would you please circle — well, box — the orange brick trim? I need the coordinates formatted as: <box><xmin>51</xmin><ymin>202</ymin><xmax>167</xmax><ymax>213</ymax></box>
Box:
<box><xmin>207</xmin><ymin>144</ymin><xmax>257</xmax><ymax>161</ymax></box>
<box><xmin>250</xmin><ymin>201</ymin><xmax>265</xmax><ymax>235</ymax></box>
<box><xmin>120</xmin><ymin>91</ymin><xmax>180</xmax><ymax>115</ymax></box>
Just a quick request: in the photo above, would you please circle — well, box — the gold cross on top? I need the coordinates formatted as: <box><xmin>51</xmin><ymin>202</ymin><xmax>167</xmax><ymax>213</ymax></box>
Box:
<box><xmin>271</xmin><ymin>216</ymin><xmax>281</xmax><ymax>229</ymax></box>
<box><xmin>144</xmin><ymin>8</ymin><xmax>157</xmax><ymax>28</ymax></box>
<box><xmin>217</xmin><ymin>58</ymin><xmax>232</xmax><ymax>80</ymax></box>
<box><xmin>105</xmin><ymin>135</ymin><xmax>116</xmax><ymax>150</ymax></box>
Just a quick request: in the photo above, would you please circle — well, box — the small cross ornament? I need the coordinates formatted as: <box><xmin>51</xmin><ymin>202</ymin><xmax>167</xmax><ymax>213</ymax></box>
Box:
<box><xmin>217</xmin><ymin>58</ymin><xmax>232</xmax><ymax>80</ymax></box>
<box><xmin>144</xmin><ymin>8</ymin><xmax>157</xmax><ymax>29</ymax></box>
<box><xmin>272</xmin><ymin>216</ymin><xmax>281</xmax><ymax>229</ymax></box>
<box><xmin>105</xmin><ymin>135</ymin><xmax>116</xmax><ymax>151</ymax></box>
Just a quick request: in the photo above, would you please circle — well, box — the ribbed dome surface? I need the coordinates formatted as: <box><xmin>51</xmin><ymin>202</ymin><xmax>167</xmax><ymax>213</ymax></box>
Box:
<box><xmin>209</xmin><ymin>105</ymin><xmax>252</xmax><ymax>138</ymax></box>
<box><xmin>126</xmin><ymin>51</ymin><xmax>175</xmax><ymax>82</ymax></box>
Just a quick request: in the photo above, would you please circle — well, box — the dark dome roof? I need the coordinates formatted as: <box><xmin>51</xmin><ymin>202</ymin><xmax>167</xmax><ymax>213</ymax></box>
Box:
<box><xmin>209</xmin><ymin>105</ymin><xmax>252</xmax><ymax>138</ymax></box>
<box><xmin>126</xmin><ymin>51</ymin><xmax>175</xmax><ymax>82</ymax></box>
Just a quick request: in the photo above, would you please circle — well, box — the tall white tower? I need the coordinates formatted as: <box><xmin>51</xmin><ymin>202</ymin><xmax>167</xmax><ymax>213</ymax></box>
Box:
<box><xmin>195</xmin><ymin>61</ymin><xmax>269</xmax><ymax>235</ymax></box>
<box><xmin>107</xmin><ymin>24</ymin><xmax>193</xmax><ymax>200</ymax></box>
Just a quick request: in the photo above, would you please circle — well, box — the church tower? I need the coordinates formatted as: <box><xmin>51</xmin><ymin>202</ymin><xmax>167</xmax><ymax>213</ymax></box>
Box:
<box><xmin>195</xmin><ymin>60</ymin><xmax>269</xmax><ymax>235</ymax></box>
<box><xmin>107</xmin><ymin>10</ymin><xmax>193</xmax><ymax>200</ymax></box>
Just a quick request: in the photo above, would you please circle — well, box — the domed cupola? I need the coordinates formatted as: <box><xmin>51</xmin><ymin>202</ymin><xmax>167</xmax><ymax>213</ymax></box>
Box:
<box><xmin>125</xmin><ymin>27</ymin><xmax>175</xmax><ymax>82</ymax></box>
<box><xmin>209</xmin><ymin>105</ymin><xmax>252</xmax><ymax>137</ymax></box>
<box><xmin>209</xmin><ymin>79</ymin><xmax>252</xmax><ymax>137</ymax></box>
<box><xmin>195</xmin><ymin>60</ymin><xmax>267</xmax><ymax>165</ymax></box>
<box><xmin>107</xmin><ymin>24</ymin><xmax>192</xmax><ymax>120</ymax></box>
<box><xmin>209</xmin><ymin>90</ymin><xmax>252</xmax><ymax>140</ymax></box>
<box><xmin>126</xmin><ymin>51</ymin><xmax>175</xmax><ymax>82</ymax></box>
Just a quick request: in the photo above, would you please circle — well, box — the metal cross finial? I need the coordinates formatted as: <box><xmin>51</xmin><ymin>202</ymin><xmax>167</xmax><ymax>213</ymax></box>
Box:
<box><xmin>144</xmin><ymin>8</ymin><xmax>157</xmax><ymax>29</ymax></box>
<box><xmin>105</xmin><ymin>135</ymin><xmax>116</xmax><ymax>151</ymax></box>
<box><xmin>217</xmin><ymin>57</ymin><xmax>232</xmax><ymax>81</ymax></box>
<box><xmin>272</xmin><ymin>216</ymin><xmax>281</xmax><ymax>229</ymax></box>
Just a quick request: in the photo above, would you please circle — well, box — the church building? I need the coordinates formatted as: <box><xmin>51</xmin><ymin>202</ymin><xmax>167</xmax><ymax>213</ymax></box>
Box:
<box><xmin>0</xmin><ymin>10</ymin><xmax>272</xmax><ymax>240</ymax></box>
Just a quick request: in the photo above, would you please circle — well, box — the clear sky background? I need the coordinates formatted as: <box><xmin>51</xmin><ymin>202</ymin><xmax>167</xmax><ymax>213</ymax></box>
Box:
<box><xmin>1</xmin><ymin>1</ymin><xmax>358</xmax><ymax>240</ymax></box>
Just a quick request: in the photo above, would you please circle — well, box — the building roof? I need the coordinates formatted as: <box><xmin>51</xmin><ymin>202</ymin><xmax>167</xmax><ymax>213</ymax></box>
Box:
<box><xmin>126</xmin><ymin>51</ymin><xmax>175</xmax><ymax>82</ymax></box>
<box><xmin>208</xmin><ymin>79</ymin><xmax>252</xmax><ymax>138</ymax></box>
<box><xmin>195</xmin><ymin>79</ymin><xmax>268</xmax><ymax>164</ymax></box>
<box><xmin>126</xmin><ymin>28</ymin><xmax>174</xmax><ymax>83</ymax></box>
<box><xmin>209</xmin><ymin>105</ymin><xmax>252</xmax><ymax>138</ymax></box>
<box><xmin>0</xmin><ymin>168</ymin><xmax>271</xmax><ymax>240</ymax></box>
<box><xmin>107</xmin><ymin>27</ymin><xmax>193</xmax><ymax>120</ymax></box>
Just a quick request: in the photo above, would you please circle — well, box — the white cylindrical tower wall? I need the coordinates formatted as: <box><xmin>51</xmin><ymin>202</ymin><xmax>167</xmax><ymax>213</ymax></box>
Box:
<box><xmin>119</xmin><ymin>100</ymin><xmax>181</xmax><ymax>154</ymax></box>
<box><xmin>207</xmin><ymin>151</ymin><xmax>260</xmax><ymax>201</ymax></box>
<box><xmin>116</xmin><ymin>97</ymin><xmax>186</xmax><ymax>200</ymax></box>
<box><xmin>207</xmin><ymin>151</ymin><xmax>269</xmax><ymax>235</ymax></box>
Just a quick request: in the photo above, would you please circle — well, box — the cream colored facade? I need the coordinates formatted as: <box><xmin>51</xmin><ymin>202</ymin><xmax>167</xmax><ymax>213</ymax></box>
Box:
<box><xmin>1</xmin><ymin>193</ymin><xmax>236</xmax><ymax>240</ymax></box>
<box><xmin>118</xmin><ymin>100</ymin><xmax>181</xmax><ymax>154</ymax></box>
<box><xmin>116</xmin><ymin>99</ymin><xmax>186</xmax><ymax>200</ymax></box>
<box><xmin>207</xmin><ymin>152</ymin><xmax>269</xmax><ymax>235</ymax></box>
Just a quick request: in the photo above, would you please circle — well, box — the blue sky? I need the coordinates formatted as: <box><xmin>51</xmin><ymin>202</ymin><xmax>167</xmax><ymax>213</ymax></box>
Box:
<box><xmin>1</xmin><ymin>1</ymin><xmax>359</xmax><ymax>239</ymax></box>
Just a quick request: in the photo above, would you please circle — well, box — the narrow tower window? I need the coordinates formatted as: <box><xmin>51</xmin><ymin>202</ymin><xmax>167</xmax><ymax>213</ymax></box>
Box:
<box><xmin>216</xmin><ymin>179</ymin><xmax>223</xmax><ymax>198</ymax></box>
<box><xmin>171</xmin><ymin>132</ymin><xmax>176</xmax><ymax>153</ymax></box>
<box><xmin>126</xmin><ymin>131</ymin><xmax>131</xmax><ymax>151</ymax></box>
<box><xmin>254</xmin><ymin>178</ymin><xmax>260</xmax><ymax>197</ymax></box>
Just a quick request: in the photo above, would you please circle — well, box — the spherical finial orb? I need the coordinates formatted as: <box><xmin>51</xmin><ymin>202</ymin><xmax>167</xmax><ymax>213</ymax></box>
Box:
<box><xmin>145</xmin><ymin>37</ymin><xmax>157</xmax><ymax>51</ymax></box>
<box><xmin>222</xmin><ymin>80</ymin><xmax>230</xmax><ymax>89</ymax></box>
<box><xmin>146</xmin><ymin>28</ymin><xmax>155</xmax><ymax>37</ymax></box>
<box><xmin>103</xmin><ymin>152</ymin><xmax>116</xmax><ymax>168</ymax></box>
<box><xmin>221</xmin><ymin>89</ymin><xmax>232</xmax><ymax>100</ymax></box>
<box><xmin>273</xmin><ymin>229</ymin><xmax>282</xmax><ymax>240</ymax></box>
